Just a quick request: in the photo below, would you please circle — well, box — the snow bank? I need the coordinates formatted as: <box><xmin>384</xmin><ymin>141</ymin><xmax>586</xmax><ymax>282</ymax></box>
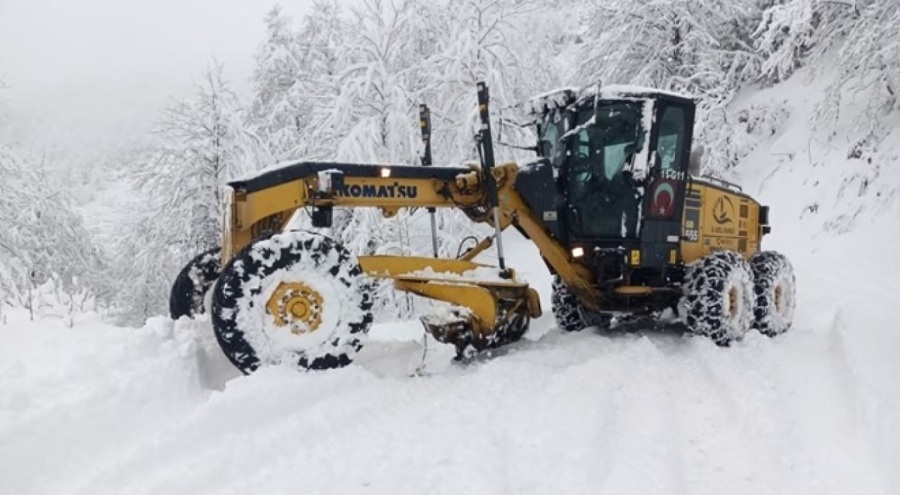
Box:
<box><xmin>2</xmin><ymin>299</ymin><xmax>897</xmax><ymax>494</ymax></box>
<box><xmin>2</xmin><ymin>208</ymin><xmax>899</xmax><ymax>494</ymax></box>
<box><xmin>0</xmin><ymin>313</ymin><xmax>239</xmax><ymax>495</ymax></box>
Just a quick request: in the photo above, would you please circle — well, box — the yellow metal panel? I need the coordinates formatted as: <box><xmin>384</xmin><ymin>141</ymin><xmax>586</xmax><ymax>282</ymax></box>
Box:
<box><xmin>237</xmin><ymin>181</ymin><xmax>307</xmax><ymax>231</ymax></box>
<box><xmin>701</xmin><ymin>186</ymin><xmax>740</xmax><ymax>238</ymax></box>
<box><xmin>393</xmin><ymin>274</ymin><xmax>527</xmax><ymax>289</ymax></box>
<box><xmin>524</xmin><ymin>287</ymin><xmax>542</xmax><ymax>318</ymax></box>
<box><xmin>682</xmin><ymin>182</ymin><xmax>762</xmax><ymax>261</ymax></box>
<box><xmin>394</xmin><ymin>280</ymin><xmax>498</xmax><ymax>337</ymax></box>
<box><xmin>323</xmin><ymin>176</ymin><xmax>482</xmax><ymax>208</ymax></box>
<box><xmin>630</xmin><ymin>249</ymin><xmax>641</xmax><ymax>266</ymax></box>
<box><xmin>614</xmin><ymin>286</ymin><xmax>653</xmax><ymax>296</ymax></box>
<box><xmin>224</xmin><ymin>165</ymin><xmax>507</xmax><ymax>261</ymax></box>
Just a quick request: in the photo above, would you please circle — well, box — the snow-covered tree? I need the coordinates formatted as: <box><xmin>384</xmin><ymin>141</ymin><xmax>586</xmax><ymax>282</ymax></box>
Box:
<box><xmin>251</xmin><ymin>6</ymin><xmax>313</xmax><ymax>160</ymax></box>
<box><xmin>755</xmin><ymin>0</ymin><xmax>899</xmax><ymax>131</ymax></box>
<box><xmin>579</xmin><ymin>0</ymin><xmax>760</xmax><ymax>98</ymax></box>
<box><xmin>425</xmin><ymin>0</ymin><xmax>540</xmax><ymax>161</ymax></box>
<box><xmin>816</xmin><ymin>0</ymin><xmax>899</xmax><ymax>123</ymax></box>
<box><xmin>754</xmin><ymin>0</ymin><xmax>864</xmax><ymax>83</ymax></box>
<box><xmin>137</xmin><ymin>62</ymin><xmax>259</xmax><ymax>255</ymax></box>
<box><xmin>576</xmin><ymin>0</ymin><xmax>765</xmax><ymax>174</ymax></box>
<box><xmin>113</xmin><ymin>63</ymin><xmax>264</xmax><ymax>323</ymax></box>
<box><xmin>250</xmin><ymin>2</ymin><xmax>349</xmax><ymax>162</ymax></box>
<box><xmin>0</xmin><ymin>146</ymin><xmax>105</xmax><ymax>315</ymax></box>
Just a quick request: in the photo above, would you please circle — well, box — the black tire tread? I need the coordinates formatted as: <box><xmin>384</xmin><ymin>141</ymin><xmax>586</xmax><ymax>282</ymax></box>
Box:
<box><xmin>680</xmin><ymin>250</ymin><xmax>753</xmax><ymax>345</ymax></box>
<box><xmin>750</xmin><ymin>250</ymin><xmax>796</xmax><ymax>337</ymax></box>
<box><xmin>551</xmin><ymin>276</ymin><xmax>612</xmax><ymax>332</ymax></box>
<box><xmin>169</xmin><ymin>247</ymin><xmax>221</xmax><ymax>320</ymax></box>
<box><xmin>211</xmin><ymin>232</ymin><xmax>373</xmax><ymax>374</ymax></box>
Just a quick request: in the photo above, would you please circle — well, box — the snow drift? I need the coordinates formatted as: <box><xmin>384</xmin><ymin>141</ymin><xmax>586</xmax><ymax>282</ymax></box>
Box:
<box><xmin>2</xmin><ymin>212</ymin><xmax>899</xmax><ymax>495</ymax></box>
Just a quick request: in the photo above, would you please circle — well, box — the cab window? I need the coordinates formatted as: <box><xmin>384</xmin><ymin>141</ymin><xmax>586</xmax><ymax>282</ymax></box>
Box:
<box><xmin>654</xmin><ymin>105</ymin><xmax>688</xmax><ymax>172</ymax></box>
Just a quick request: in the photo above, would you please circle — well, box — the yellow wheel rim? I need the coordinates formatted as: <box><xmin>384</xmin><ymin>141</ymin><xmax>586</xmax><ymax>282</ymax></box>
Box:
<box><xmin>266</xmin><ymin>282</ymin><xmax>324</xmax><ymax>334</ymax></box>
<box><xmin>727</xmin><ymin>286</ymin><xmax>739</xmax><ymax>319</ymax></box>
<box><xmin>774</xmin><ymin>285</ymin><xmax>784</xmax><ymax>312</ymax></box>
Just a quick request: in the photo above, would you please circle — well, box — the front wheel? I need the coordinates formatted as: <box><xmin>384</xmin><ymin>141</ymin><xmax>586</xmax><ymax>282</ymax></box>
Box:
<box><xmin>679</xmin><ymin>250</ymin><xmax>754</xmax><ymax>345</ymax></box>
<box><xmin>211</xmin><ymin>231</ymin><xmax>374</xmax><ymax>374</ymax></box>
<box><xmin>551</xmin><ymin>276</ymin><xmax>612</xmax><ymax>332</ymax></box>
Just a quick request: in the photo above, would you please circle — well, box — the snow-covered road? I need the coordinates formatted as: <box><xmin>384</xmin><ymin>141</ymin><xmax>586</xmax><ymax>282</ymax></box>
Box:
<box><xmin>2</xmin><ymin>218</ymin><xmax>898</xmax><ymax>494</ymax></box>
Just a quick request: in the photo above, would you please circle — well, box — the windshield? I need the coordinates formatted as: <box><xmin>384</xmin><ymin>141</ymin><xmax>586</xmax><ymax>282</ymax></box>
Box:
<box><xmin>568</xmin><ymin>102</ymin><xmax>643</xmax><ymax>178</ymax></box>
<box><xmin>565</xmin><ymin>101</ymin><xmax>644</xmax><ymax>238</ymax></box>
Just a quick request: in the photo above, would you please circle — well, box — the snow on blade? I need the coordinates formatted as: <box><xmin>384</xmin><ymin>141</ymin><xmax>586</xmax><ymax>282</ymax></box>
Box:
<box><xmin>404</xmin><ymin>265</ymin><xmax>516</xmax><ymax>283</ymax></box>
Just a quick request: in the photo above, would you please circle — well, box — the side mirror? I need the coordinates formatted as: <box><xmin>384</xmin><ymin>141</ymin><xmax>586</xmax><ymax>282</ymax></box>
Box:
<box><xmin>689</xmin><ymin>145</ymin><xmax>704</xmax><ymax>176</ymax></box>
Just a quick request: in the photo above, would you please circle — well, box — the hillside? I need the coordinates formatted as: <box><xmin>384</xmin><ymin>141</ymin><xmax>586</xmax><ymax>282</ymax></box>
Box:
<box><xmin>2</xmin><ymin>69</ymin><xmax>899</xmax><ymax>494</ymax></box>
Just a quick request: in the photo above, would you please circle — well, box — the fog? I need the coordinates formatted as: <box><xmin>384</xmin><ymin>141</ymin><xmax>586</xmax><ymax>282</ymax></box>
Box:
<box><xmin>0</xmin><ymin>0</ymin><xmax>311</xmax><ymax>154</ymax></box>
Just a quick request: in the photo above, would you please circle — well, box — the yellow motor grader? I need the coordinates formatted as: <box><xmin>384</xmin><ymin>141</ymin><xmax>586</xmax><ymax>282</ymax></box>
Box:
<box><xmin>169</xmin><ymin>82</ymin><xmax>796</xmax><ymax>373</ymax></box>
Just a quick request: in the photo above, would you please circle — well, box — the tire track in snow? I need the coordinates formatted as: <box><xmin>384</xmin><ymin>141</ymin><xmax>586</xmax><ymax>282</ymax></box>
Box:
<box><xmin>3</xmin><ymin>237</ymin><xmax>899</xmax><ymax>495</ymax></box>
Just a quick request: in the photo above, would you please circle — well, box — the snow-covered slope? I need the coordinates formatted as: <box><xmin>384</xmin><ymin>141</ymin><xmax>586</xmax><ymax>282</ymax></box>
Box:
<box><xmin>2</xmin><ymin>220</ymin><xmax>899</xmax><ymax>494</ymax></box>
<box><xmin>2</xmin><ymin>70</ymin><xmax>899</xmax><ymax>493</ymax></box>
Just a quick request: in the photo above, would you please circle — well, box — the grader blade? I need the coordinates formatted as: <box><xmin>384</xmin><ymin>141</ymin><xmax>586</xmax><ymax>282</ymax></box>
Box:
<box><xmin>420</xmin><ymin>305</ymin><xmax>477</xmax><ymax>354</ymax></box>
<box><xmin>359</xmin><ymin>254</ymin><xmax>541</xmax><ymax>356</ymax></box>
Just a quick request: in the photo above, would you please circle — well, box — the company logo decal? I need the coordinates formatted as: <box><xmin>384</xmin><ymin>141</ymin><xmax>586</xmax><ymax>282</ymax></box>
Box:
<box><xmin>335</xmin><ymin>183</ymin><xmax>418</xmax><ymax>199</ymax></box>
<box><xmin>713</xmin><ymin>196</ymin><xmax>735</xmax><ymax>225</ymax></box>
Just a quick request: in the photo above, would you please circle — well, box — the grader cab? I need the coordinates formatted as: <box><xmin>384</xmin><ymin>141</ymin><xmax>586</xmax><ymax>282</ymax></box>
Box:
<box><xmin>169</xmin><ymin>83</ymin><xmax>796</xmax><ymax>374</ymax></box>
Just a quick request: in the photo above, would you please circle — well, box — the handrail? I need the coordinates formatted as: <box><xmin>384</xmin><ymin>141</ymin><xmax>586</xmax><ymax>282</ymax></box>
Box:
<box><xmin>698</xmin><ymin>175</ymin><xmax>742</xmax><ymax>192</ymax></box>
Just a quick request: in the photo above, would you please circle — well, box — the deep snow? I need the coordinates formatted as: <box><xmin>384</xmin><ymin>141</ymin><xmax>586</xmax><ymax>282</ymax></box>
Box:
<box><xmin>2</xmin><ymin>69</ymin><xmax>900</xmax><ymax>493</ymax></box>
<box><xmin>2</xmin><ymin>215</ymin><xmax>899</xmax><ymax>494</ymax></box>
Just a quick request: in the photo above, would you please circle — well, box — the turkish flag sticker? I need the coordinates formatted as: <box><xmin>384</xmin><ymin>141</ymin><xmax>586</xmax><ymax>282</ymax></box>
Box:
<box><xmin>649</xmin><ymin>179</ymin><xmax>678</xmax><ymax>217</ymax></box>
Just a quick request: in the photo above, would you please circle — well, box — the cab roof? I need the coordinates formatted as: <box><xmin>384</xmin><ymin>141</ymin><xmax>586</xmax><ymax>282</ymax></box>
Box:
<box><xmin>525</xmin><ymin>84</ymin><xmax>694</xmax><ymax>116</ymax></box>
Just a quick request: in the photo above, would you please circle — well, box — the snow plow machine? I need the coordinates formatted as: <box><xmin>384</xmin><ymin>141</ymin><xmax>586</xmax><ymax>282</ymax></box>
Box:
<box><xmin>170</xmin><ymin>82</ymin><xmax>796</xmax><ymax>374</ymax></box>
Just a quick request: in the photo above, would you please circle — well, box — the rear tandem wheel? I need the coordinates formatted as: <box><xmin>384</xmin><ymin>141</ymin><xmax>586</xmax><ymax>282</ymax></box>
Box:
<box><xmin>750</xmin><ymin>250</ymin><xmax>796</xmax><ymax>336</ymax></box>
<box><xmin>679</xmin><ymin>250</ymin><xmax>755</xmax><ymax>345</ymax></box>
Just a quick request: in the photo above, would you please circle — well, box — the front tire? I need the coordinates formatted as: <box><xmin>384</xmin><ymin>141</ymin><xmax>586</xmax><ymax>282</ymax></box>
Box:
<box><xmin>750</xmin><ymin>251</ymin><xmax>796</xmax><ymax>336</ymax></box>
<box><xmin>211</xmin><ymin>231</ymin><xmax>374</xmax><ymax>374</ymax></box>
<box><xmin>551</xmin><ymin>276</ymin><xmax>612</xmax><ymax>332</ymax></box>
<box><xmin>169</xmin><ymin>247</ymin><xmax>221</xmax><ymax>320</ymax></box>
<box><xmin>487</xmin><ymin>312</ymin><xmax>531</xmax><ymax>349</ymax></box>
<box><xmin>679</xmin><ymin>250</ymin><xmax>754</xmax><ymax>345</ymax></box>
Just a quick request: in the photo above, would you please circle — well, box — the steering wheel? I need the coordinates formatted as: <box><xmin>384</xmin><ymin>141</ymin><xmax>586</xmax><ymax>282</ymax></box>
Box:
<box><xmin>568</xmin><ymin>152</ymin><xmax>597</xmax><ymax>185</ymax></box>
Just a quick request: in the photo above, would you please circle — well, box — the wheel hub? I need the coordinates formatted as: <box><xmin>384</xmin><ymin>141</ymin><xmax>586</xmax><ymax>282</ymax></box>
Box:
<box><xmin>727</xmin><ymin>286</ymin><xmax>739</xmax><ymax>320</ymax></box>
<box><xmin>774</xmin><ymin>285</ymin><xmax>784</xmax><ymax>312</ymax></box>
<box><xmin>267</xmin><ymin>282</ymin><xmax>324</xmax><ymax>334</ymax></box>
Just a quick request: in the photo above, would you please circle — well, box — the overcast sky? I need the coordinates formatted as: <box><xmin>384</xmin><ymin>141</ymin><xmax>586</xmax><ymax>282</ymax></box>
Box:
<box><xmin>0</xmin><ymin>0</ymin><xmax>312</xmax><ymax>153</ymax></box>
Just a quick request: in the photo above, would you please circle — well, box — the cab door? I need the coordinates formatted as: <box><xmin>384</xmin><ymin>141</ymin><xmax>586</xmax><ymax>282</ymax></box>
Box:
<box><xmin>640</xmin><ymin>100</ymin><xmax>695</xmax><ymax>267</ymax></box>
<box><xmin>563</xmin><ymin>101</ymin><xmax>645</xmax><ymax>242</ymax></box>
